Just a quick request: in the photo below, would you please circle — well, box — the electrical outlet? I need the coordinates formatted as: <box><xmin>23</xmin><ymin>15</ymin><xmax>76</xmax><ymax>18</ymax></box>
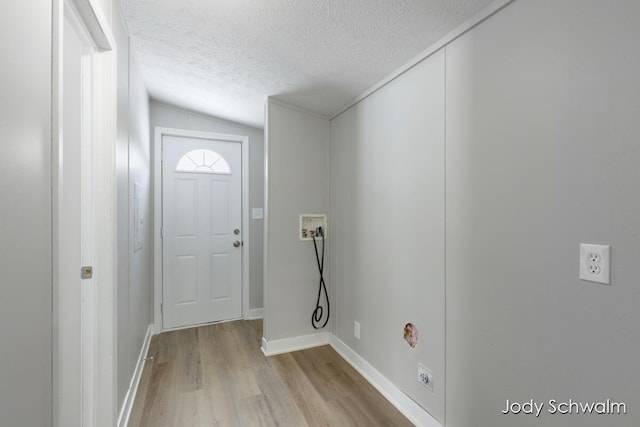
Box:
<box><xmin>417</xmin><ymin>364</ymin><xmax>433</xmax><ymax>391</ymax></box>
<box><xmin>579</xmin><ymin>244</ymin><xmax>610</xmax><ymax>285</ymax></box>
<box><xmin>354</xmin><ymin>321</ymin><xmax>360</xmax><ymax>339</ymax></box>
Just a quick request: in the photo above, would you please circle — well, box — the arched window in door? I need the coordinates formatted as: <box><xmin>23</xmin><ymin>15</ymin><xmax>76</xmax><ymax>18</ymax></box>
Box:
<box><xmin>175</xmin><ymin>149</ymin><xmax>231</xmax><ymax>174</ymax></box>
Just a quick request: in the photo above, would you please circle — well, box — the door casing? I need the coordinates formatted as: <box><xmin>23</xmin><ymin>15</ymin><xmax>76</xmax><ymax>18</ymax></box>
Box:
<box><xmin>52</xmin><ymin>0</ymin><xmax>117</xmax><ymax>426</ymax></box>
<box><xmin>153</xmin><ymin>127</ymin><xmax>250</xmax><ymax>333</ymax></box>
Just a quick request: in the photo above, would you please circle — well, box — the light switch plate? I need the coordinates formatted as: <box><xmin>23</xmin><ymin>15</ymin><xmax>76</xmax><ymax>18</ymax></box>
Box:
<box><xmin>251</xmin><ymin>208</ymin><xmax>264</xmax><ymax>220</ymax></box>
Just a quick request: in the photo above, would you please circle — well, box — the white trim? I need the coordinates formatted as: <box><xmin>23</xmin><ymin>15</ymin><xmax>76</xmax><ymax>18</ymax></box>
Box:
<box><xmin>329</xmin><ymin>335</ymin><xmax>442</xmax><ymax>427</ymax></box>
<box><xmin>246</xmin><ymin>308</ymin><xmax>264</xmax><ymax>320</ymax></box>
<box><xmin>262</xmin><ymin>100</ymin><xmax>271</xmax><ymax>342</ymax></box>
<box><xmin>70</xmin><ymin>0</ymin><xmax>115</xmax><ymax>50</ymax></box>
<box><xmin>261</xmin><ymin>332</ymin><xmax>331</xmax><ymax>357</ymax></box>
<box><xmin>330</xmin><ymin>0</ymin><xmax>515</xmax><ymax>120</ymax></box>
<box><xmin>153</xmin><ymin>127</ymin><xmax>251</xmax><ymax>333</ymax></box>
<box><xmin>240</xmin><ymin>130</ymin><xmax>251</xmax><ymax>322</ymax></box>
<box><xmin>159</xmin><ymin>317</ymin><xmax>242</xmax><ymax>334</ymax></box>
<box><xmin>117</xmin><ymin>324</ymin><xmax>153</xmax><ymax>427</ymax></box>
<box><xmin>51</xmin><ymin>3</ymin><xmax>63</xmax><ymax>425</ymax></box>
<box><xmin>92</xmin><ymin>43</ymin><xmax>117</xmax><ymax>427</ymax></box>
<box><xmin>52</xmin><ymin>0</ymin><xmax>117</xmax><ymax>426</ymax></box>
<box><xmin>267</xmin><ymin>97</ymin><xmax>330</xmax><ymax>121</ymax></box>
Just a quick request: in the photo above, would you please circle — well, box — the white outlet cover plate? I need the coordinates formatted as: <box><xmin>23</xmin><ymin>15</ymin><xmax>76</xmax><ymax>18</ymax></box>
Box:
<box><xmin>579</xmin><ymin>243</ymin><xmax>610</xmax><ymax>285</ymax></box>
<box><xmin>417</xmin><ymin>363</ymin><xmax>434</xmax><ymax>392</ymax></box>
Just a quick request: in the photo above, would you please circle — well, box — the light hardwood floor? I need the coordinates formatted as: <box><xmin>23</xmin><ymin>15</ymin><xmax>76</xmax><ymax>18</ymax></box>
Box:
<box><xmin>128</xmin><ymin>320</ymin><xmax>413</xmax><ymax>426</ymax></box>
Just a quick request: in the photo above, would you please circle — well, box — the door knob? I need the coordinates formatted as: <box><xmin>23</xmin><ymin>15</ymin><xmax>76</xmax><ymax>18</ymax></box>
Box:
<box><xmin>233</xmin><ymin>240</ymin><xmax>241</xmax><ymax>248</ymax></box>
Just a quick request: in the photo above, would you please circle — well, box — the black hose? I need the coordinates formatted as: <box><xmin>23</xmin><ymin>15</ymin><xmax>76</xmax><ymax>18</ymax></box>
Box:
<box><xmin>311</xmin><ymin>226</ymin><xmax>329</xmax><ymax>329</ymax></box>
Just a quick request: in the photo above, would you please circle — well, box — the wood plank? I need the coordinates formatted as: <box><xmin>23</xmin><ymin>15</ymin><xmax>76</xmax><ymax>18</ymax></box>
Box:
<box><xmin>135</xmin><ymin>361</ymin><xmax>177</xmax><ymax>427</ymax></box>
<box><xmin>153</xmin><ymin>330</ymin><xmax>178</xmax><ymax>363</ymax></box>
<box><xmin>218</xmin><ymin>321</ymin><xmax>268</xmax><ymax>371</ymax></box>
<box><xmin>254</xmin><ymin>367</ymin><xmax>308</xmax><ymax>426</ymax></box>
<box><xmin>290</xmin><ymin>347</ymin><xmax>358</xmax><ymax>400</ymax></box>
<box><xmin>174</xmin><ymin>390</ymin><xmax>216</xmax><ymax>427</ymax></box>
<box><xmin>247</xmin><ymin>319</ymin><xmax>263</xmax><ymax>344</ymax></box>
<box><xmin>127</xmin><ymin>356</ymin><xmax>155</xmax><ymax>427</ymax></box>
<box><xmin>197</xmin><ymin>323</ymin><xmax>226</xmax><ymax>366</ymax></box>
<box><xmin>174</xmin><ymin>327</ymin><xmax>202</xmax><ymax>392</ymax></box>
<box><xmin>326</xmin><ymin>395</ymin><xmax>381</xmax><ymax>427</ymax></box>
<box><xmin>227</xmin><ymin>366</ymin><xmax>261</xmax><ymax>400</ymax></box>
<box><xmin>207</xmin><ymin>385</ymin><xmax>241</xmax><ymax>427</ymax></box>
<box><xmin>128</xmin><ymin>320</ymin><xmax>412</xmax><ymax>427</ymax></box>
<box><xmin>268</xmin><ymin>353</ymin><xmax>334</xmax><ymax>427</ymax></box>
<box><xmin>235</xmin><ymin>394</ymin><xmax>278</xmax><ymax>427</ymax></box>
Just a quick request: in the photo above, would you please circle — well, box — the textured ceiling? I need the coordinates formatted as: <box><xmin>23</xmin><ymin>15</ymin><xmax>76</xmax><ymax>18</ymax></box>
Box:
<box><xmin>121</xmin><ymin>0</ymin><xmax>496</xmax><ymax>128</ymax></box>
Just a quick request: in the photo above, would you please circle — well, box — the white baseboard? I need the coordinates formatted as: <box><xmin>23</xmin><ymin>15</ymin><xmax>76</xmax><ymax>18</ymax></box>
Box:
<box><xmin>329</xmin><ymin>335</ymin><xmax>441</xmax><ymax>427</ymax></box>
<box><xmin>246</xmin><ymin>308</ymin><xmax>264</xmax><ymax>320</ymax></box>
<box><xmin>261</xmin><ymin>331</ymin><xmax>330</xmax><ymax>356</ymax></box>
<box><xmin>117</xmin><ymin>324</ymin><xmax>154</xmax><ymax>427</ymax></box>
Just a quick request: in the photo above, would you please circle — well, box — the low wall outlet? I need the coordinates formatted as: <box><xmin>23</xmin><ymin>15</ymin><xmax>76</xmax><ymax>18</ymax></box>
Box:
<box><xmin>417</xmin><ymin>364</ymin><xmax>433</xmax><ymax>391</ymax></box>
<box><xmin>579</xmin><ymin>244</ymin><xmax>611</xmax><ymax>285</ymax></box>
<box><xmin>354</xmin><ymin>321</ymin><xmax>360</xmax><ymax>339</ymax></box>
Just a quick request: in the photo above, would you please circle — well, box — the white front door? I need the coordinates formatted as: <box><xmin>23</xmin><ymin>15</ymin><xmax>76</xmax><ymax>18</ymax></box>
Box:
<box><xmin>162</xmin><ymin>135</ymin><xmax>243</xmax><ymax>329</ymax></box>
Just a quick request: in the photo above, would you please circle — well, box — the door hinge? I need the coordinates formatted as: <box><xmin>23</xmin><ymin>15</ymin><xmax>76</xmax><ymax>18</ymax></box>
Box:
<box><xmin>161</xmin><ymin>303</ymin><xmax>163</xmax><ymax>314</ymax></box>
<box><xmin>160</xmin><ymin>226</ymin><xmax>163</xmax><ymax>239</ymax></box>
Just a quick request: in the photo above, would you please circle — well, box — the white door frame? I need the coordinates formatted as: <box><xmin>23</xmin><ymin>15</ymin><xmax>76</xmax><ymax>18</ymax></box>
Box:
<box><xmin>154</xmin><ymin>127</ymin><xmax>250</xmax><ymax>332</ymax></box>
<box><xmin>52</xmin><ymin>0</ymin><xmax>117</xmax><ymax>426</ymax></box>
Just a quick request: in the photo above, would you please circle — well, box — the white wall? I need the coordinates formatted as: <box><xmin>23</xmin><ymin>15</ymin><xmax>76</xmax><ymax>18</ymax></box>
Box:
<box><xmin>330</xmin><ymin>51</ymin><xmax>446</xmax><ymax>422</ymax></box>
<box><xmin>263</xmin><ymin>100</ymin><xmax>330</xmax><ymax>343</ymax></box>
<box><xmin>114</xmin><ymin>8</ymin><xmax>131</xmax><ymax>406</ymax></box>
<box><xmin>128</xmin><ymin>44</ymin><xmax>152</xmax><ymax>398</ymax></box>
<box><xmin>0</xmin><ymin>2</ymin><xmax>52</xmax><ymax>425</ymax></box>
<box><xmin>113</xmin><ymin>6</ymin><xmax>152</xmax><ymax>413</ymax></box>
<box><xmin>328</xmin><ymin>0</ymin><xmax>640</xmax><ymax>426</ymax></box>
<box><xmin>149</xmin><ymin>100</ymin><xmax>265</xmax><ymax>311</ymax></box>
<box><xmin>445</xmin><ymin>0</ymin><xmax>640</xmax><ymax>426</ymax></box>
